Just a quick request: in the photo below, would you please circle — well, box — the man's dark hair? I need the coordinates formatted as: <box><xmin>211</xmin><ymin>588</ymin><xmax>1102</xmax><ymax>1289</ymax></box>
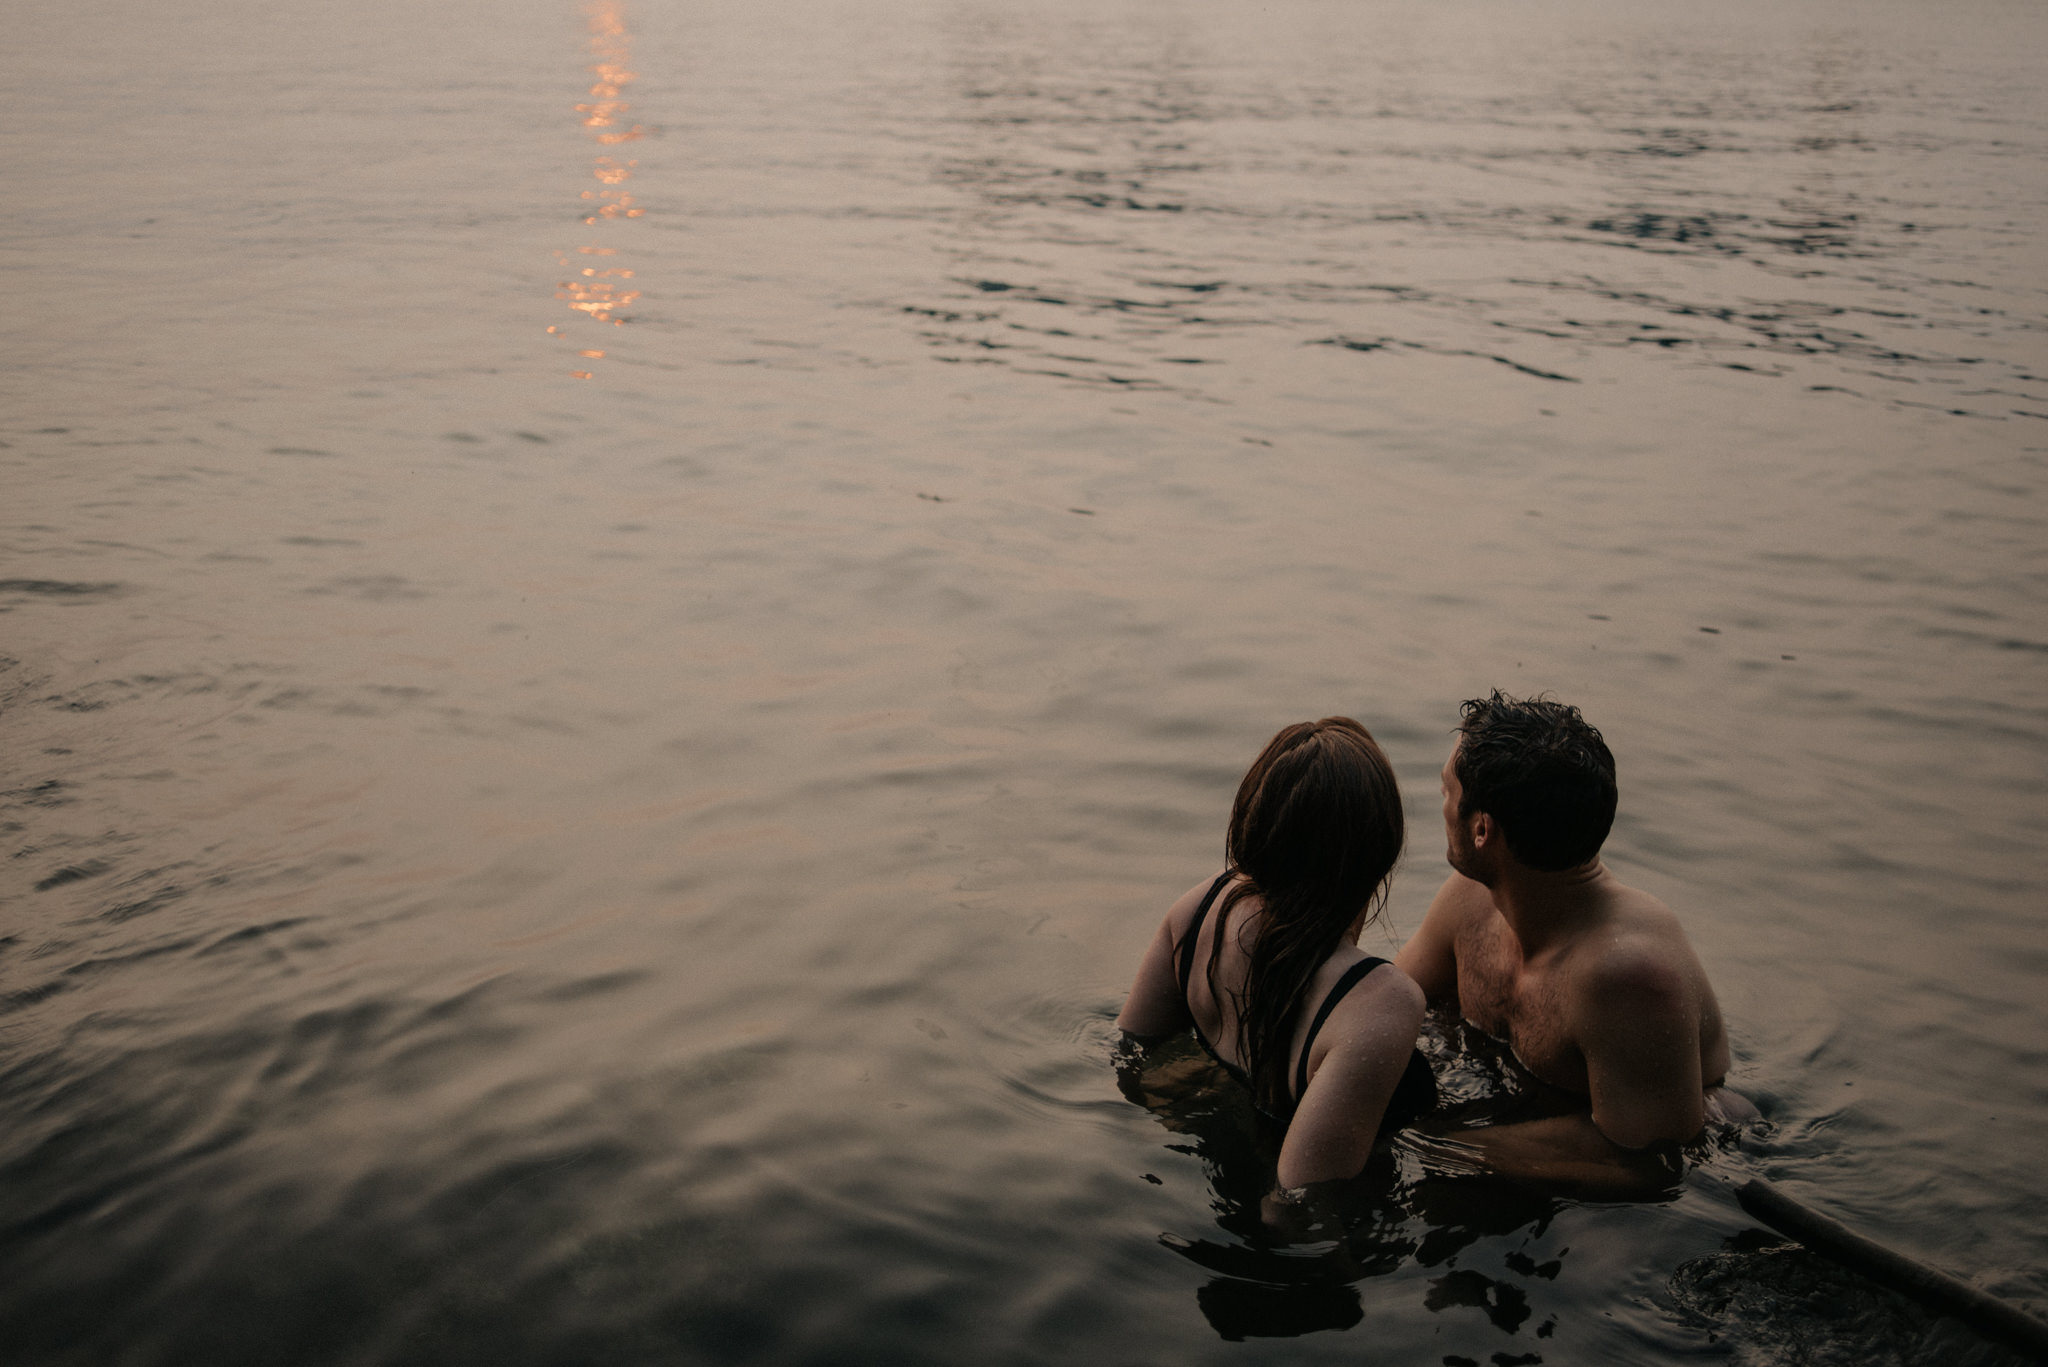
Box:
<box><xmin>1454</xmin><ymin>691</ymin><xmax>1617</xmax><ymax>872</ymax></box>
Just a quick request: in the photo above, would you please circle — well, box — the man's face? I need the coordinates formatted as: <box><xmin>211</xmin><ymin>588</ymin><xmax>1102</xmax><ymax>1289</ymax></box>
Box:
<box><xmin>1441</xmin><ymin>742</ymin><xmax>1482</xmax><ymax>880</ymax></box>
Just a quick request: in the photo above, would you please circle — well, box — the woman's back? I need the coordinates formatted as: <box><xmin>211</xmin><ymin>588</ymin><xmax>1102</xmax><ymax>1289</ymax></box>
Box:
<box><xmin>1173</xmin><ymin>873</ymin><xmax>1414</xmax><ymax>1117</ymax></box>
<box><xmin>1125</xmin><ymin>868</ymin><xmax>1434</xmax><ymax>1187</ymax></box>
<box><xmin>1119</xmin><ymin>717</ymin><xmax>1435</xmax><ymax>1187</ymax></box>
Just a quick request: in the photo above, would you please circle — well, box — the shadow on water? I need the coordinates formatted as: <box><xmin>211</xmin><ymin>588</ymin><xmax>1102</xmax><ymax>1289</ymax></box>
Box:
<box><xmin>1120</xmin><ymin>1039</ymin><xmax>1406</xmax><ymax>1340</ymax></box>
<box><xmin>1115</xmin><ymin>1019</ymin><xmax>1588</xmax><ymax>1344</ymax></box>
<box><xmin>1669</xmin><ymin>1227</ymin><xmax>2044</xmax><ymax>1367</ymax></box>
<box><xmin>1117</xmin><ymin>1017</ymin><xmax>2041</xmax><ymax>1364</ymax></box>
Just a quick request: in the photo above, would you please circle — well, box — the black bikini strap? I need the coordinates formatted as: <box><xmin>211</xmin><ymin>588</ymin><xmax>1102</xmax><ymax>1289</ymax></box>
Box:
<box><xmin>1293</xmin><ymin>956</ymin><xmax>1389</xmax><ymax>1102</ymax></box>
<box><xmin>1175</xmin><ymin>873</ymin><xmax>1234</xmax><ymax>995</ymax></box>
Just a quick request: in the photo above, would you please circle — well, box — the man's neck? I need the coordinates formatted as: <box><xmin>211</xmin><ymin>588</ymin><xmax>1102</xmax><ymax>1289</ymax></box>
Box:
<box><xmin>1486</xmin><ymin>859</ymin><xmax>1611</xmax><ymax>958</ymax></box>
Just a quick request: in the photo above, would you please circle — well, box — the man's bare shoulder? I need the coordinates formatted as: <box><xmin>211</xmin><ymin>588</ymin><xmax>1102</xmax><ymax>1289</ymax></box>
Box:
<box><xmin>1571</xmin><ymin>878</ymin><xmax>1710</xmax><ymax>1011</ymax></box>
<box><xmin>1575</xmin><ymin>935</ymin><xmax>1696</xmax><ymax>1008</ymax></box>
<box><xmin>1581</xmin><ymin>873</ymin><xmax>1693</xmax><ymax>946</ymax></box>
<box><xmin>1429</xmin><ymin>871</ymin><xmax>1499</xmax><ymax>926</ymax></box>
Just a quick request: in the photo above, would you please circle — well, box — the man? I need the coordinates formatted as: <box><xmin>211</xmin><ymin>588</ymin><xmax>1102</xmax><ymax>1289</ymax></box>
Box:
<box><xmin>1396</xmin><ymin>691</ymin><xmax>1752</xmax><ymax>1188</ymax></box>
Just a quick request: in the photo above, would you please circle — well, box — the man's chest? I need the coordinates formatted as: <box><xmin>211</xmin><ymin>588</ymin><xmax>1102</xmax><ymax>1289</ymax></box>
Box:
<box><xmin>1454</xmin><ymin>924</ymin><xmax>1588</xmax><ymax>1093</ymax></box>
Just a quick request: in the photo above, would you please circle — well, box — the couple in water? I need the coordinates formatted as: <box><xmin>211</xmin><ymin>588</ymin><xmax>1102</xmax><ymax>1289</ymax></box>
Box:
<box><xmin>1119</xmin><ymin>691</ymin><xmax>1752</xmax><ymax>1196</ymax></box>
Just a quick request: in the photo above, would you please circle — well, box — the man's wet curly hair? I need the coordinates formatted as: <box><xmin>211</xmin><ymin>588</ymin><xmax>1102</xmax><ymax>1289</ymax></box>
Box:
<box><xmin>1454</xmin><ymin>691</ymin><xmax>1617</xmax><ymax>872</ymax></box>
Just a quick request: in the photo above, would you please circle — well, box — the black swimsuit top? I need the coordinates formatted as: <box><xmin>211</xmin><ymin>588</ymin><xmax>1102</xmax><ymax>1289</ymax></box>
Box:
<box><xmin>1174</xmin><ymin>872</ymin><xmax>1438</xmax><ymax>1127</ymax></box>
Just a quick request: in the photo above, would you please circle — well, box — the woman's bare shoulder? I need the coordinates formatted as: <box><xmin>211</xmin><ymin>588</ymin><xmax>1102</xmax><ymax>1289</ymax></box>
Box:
<box><xmin>1161</xmin><ymin>870</ymin><xmax>1235</xmax><ymax>934</ymax></box>
<box><xmin>1308</xmin><ymin>948</ymin><xmax>1427</xmax><ymax>1045</ymax></box>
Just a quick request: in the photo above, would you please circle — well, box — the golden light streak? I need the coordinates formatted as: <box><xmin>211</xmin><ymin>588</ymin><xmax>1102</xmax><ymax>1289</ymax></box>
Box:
<box><xmin>553</xmin><ymin>0</ymin><xmax>648</xmax><ymax>375</ymax></box>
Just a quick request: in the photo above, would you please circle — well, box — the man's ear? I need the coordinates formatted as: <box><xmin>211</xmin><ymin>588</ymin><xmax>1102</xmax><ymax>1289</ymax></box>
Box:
<box><xmin>1469</xmin><ymin>811</ymin><xmax>1493</xmax><ymax>849</ymax></box>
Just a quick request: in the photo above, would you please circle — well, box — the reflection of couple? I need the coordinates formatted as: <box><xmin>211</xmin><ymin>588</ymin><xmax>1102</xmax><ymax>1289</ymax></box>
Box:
<box><xmin>1118</xmin><ymin>692</ymin><xmax>1755</xmax><ymax>1201</ymax></box>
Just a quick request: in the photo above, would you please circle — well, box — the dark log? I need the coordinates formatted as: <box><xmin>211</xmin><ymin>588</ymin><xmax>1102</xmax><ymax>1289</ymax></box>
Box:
<box><xmin>1736</xmin><ymin>1177</ymin><xmax>2048</xmax><ymax>1362</ymax></box>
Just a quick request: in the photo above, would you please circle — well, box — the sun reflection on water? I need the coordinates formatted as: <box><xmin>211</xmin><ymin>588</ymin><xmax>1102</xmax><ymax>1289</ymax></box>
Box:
<box><xmin>553</xmin><ymin>0</ymin><xmax>646</xmax><ymax>377</ymax></box>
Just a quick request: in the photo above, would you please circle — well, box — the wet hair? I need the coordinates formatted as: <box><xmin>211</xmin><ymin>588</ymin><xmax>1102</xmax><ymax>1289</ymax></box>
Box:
<box><xmin>1204</xmin><ymin>717</ymin><xmax>1404</xmax><ymax>1115</ymax></box>
<box><xmin>1453</xmin><ymin>690</ymin><xmax>1616</xmax><ymax>872</ymax></box>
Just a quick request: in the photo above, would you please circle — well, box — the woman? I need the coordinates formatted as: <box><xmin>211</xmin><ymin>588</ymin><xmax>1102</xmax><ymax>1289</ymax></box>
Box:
<box><xmin>1118</xmin><ymin>718</ymin><xmax>1437</xmax><ymax>1190</ymax></box>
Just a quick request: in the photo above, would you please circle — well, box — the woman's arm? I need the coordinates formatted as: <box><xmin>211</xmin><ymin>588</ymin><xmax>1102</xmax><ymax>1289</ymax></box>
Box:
<box><xmin>1114</xmin><ymin>876</ymin><xmax>1219</xmax><ymax>1040</ymax></box>
<box><xmin>1274</xmin><ymin>966</ymin><xmax>1428</xmax><ymax>1189</ymax></box>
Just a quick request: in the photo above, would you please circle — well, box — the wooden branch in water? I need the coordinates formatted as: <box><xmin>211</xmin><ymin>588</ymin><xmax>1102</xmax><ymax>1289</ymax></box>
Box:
<box><xmin>1736</xmin><ymin>1178</ymin><xmax>2048</xmax><ymax>1362</ymax></box>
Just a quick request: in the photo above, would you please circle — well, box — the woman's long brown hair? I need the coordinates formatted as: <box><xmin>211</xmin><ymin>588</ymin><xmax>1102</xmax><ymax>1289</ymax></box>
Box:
<box><xmin>1202</xmin><ymin>718</ymin><xmax>1405</xmax><ymax>1114</ymax></box>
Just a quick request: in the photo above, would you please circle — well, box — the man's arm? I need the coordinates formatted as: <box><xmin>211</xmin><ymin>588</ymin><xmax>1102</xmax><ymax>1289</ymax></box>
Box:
<box><xmin>1394</xmin><ymin>874</ymin><xmax>1479</xmax><ymax>1008</ymax></box>
<box><xmin>1400</xmin><ymin>1115</ymin><xmax>1683</xmax><ymax>1198</ymax></box>
<box><xmin>1413</xmin><ymin>947</ymin><xmax>1708</xmax><ymax>1194</ymax></box>
<box><xmin>1578</xmin><ymin>950</ymin><xmax>1707</xmax><ymax>1147</ymax></box>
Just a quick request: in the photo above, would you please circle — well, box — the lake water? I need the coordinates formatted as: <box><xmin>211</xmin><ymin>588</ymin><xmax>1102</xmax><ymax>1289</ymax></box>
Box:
<box><xmin>3</xmin><ymin>0</ymin><xmax>2045</xmax><ymax>1362</ymax></box>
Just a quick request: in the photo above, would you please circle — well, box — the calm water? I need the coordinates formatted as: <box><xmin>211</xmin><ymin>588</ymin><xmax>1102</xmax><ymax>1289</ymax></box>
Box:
<box><xmin>3</xmin><ymin>0</ymin><xmax>2045</xmax><ymax>1362</ymax></box>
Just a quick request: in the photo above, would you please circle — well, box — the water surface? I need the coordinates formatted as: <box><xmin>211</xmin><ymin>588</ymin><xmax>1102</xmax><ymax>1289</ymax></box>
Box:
<box><xmin>3</xmin><ymin>0</ymin><xmax>2045</xmax><ymax>1362</ymax></box>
